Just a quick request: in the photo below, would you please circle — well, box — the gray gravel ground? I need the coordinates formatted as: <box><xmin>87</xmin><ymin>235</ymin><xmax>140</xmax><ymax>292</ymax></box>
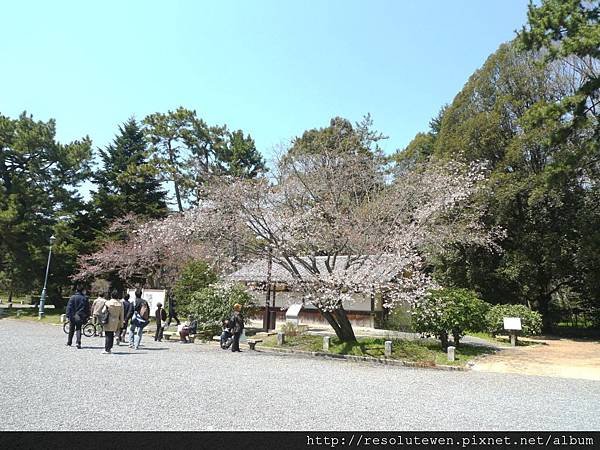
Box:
<box><xmin>1</xmin><ymin>319</ymin><xmax>599</xmax><ymax>431</ymax></box>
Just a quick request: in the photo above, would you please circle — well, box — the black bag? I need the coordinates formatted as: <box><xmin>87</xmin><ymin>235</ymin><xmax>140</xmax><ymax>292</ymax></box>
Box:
<box><xmin>160</xmin><ymin>308</ymin><xmax>167</xmax><ymax>322</ymax></box>
<box><xmin>99</xmin><ymin>305</ymin><xmax>110</xmax><ymax>325</ymax></box>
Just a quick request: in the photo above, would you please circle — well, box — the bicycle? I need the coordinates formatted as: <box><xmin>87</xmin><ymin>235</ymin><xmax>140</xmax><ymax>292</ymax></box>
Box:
<box><xmin>62</xmin><ymin>318</ymin><xmax>103</xmax><ymax>337</ymax></box>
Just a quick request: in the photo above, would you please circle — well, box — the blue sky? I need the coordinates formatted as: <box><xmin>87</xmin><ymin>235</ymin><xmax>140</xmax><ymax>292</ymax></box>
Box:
<box><xmin>1</xmin><ymin>0</ymin><xmax>530</xmax><ymax>164</ymax></box>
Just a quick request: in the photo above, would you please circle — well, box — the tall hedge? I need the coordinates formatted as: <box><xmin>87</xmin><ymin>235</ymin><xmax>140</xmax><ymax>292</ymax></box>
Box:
<box><xmin>486</xmin><ymin>304</ymin><xmax>542</xmax><ymax>336</ymax></box>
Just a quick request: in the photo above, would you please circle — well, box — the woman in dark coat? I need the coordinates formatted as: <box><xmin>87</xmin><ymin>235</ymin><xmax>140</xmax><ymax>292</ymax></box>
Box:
<box><xmin>229</xmin><ymin>303</ymin><xmax>244</xmax><ymax>352</ymax></box>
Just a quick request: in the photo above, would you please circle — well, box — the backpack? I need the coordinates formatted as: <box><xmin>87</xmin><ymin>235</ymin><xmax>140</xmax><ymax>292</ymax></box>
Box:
<box><xmin>99</xmin><ymin>305</ymin><xmax>110</xmax><ymax>325</ymax></box>
<box><xmin>160</xmin><ymin>308</ymin><xmax>167</xmax><ymax>322</ymax></box>
<box><xmin>139</xmin><ymin>301</ymin><xmax>150</xmax><ymax>321</ymax></box>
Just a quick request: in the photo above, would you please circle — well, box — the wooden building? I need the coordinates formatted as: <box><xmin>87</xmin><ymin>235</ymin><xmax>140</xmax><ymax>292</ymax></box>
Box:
<box><xmin>227</xmin><ymin>255</ymin><xmax>407</xmax><ymax>328</ymax></box>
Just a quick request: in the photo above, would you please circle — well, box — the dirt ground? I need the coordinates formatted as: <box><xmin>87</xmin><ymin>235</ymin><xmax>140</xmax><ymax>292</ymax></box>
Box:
<box><xmin>472</xmin><ymin>337</ymin><xmax>600</xmax><ymax>380</ymax></box>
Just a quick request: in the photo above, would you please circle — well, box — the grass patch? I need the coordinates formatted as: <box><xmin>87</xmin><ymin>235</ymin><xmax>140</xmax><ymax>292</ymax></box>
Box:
<box><xmin>260</xmin><ymin>334</ymin><xmax>493</xmax><ymax>366</ymax></box>
<box><xmin>0</xmin><ymin>307</ymin><xmax>64</xmax><ymax>325</ymax></box>
<box><xmin>466</xmin><ymin>331</ymin><xmax>540</xmax><ymax>347</ymax></box>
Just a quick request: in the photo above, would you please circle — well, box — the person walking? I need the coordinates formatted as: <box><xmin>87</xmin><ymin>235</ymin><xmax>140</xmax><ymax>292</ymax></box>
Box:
<box><xmin>119</xmin><ymin>293</ymin><xmax>133</xmax><ymax>343</ymax></box>
<box><xmin>91</xmin><ymin>291</ymin><xmax>107</xmax><ymax>337</ymax></box>
<box><xmin>154</xmin><ymin>302</ymin><xmax>167</xmax><ymax>342</ymax></box>
<box><xmin>101</xmin><ymin>290</ymin><xmax>124</xmax><ymax>354</ymax></box>
<box><xmin>166</xmin><ymin>290</ymin><xmax>180</xmax><ymax>326</ymax></box>
<box><xmin>128</xmin><ymin>289</ymin><xmax>150</xmax><ymax>350</ymax></box>
<box><xmin>65</xmin><ymin>284</ymin><xmax>90</xmax><ymax>349</ymax></box>
<box><xmin>229</xmin><ymin>303</ymin><xmax>244</xmax><ymax>353</ymax></box>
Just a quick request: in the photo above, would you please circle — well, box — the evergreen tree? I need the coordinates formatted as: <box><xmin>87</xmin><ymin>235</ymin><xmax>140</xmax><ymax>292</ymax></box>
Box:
<box><xmin>91</xmin><ymin>117</ymin><xmax>167</xmax><ymax>229</ymax></box>
<box><xmin>0</xmin><ymin>111</ymin><xmax>92</xmax><ymax>295</ymax></box>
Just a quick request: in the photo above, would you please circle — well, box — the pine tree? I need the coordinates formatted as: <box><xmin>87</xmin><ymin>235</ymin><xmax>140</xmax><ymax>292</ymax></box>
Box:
<box><xmin>92</xmin><ymin>117</ymin><xmax>168</xmax><ymax>228</ymax></box>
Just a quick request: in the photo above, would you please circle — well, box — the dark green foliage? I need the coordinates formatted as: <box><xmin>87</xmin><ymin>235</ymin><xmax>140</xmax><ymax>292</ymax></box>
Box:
<box><xmin>179</xmin><ymin>283</ymin><xmax>257</xmax><ymax>337</ymax></box>
<box><xmin>383</xmin><ymin>305</ymin><xmax>414</xmax><ymax>332</ymax></box>
<box><xmin>0</xmin><ymin>111</ymin><xmax>92</xmax><ymax>295</ymax></box>
<box><xmin>411</xmin><ymin>288</ymin><xmax>490</xmax><ymax>349</ymax></box>
<box><xmin>391</xmin><ymin>105</ymin><xmax>446</xmax><ymax>170</ymax></box>
<box><xmin>172</xmin><ymin>260</ymin><xmax>218</xmax><ymax>312</ymax></box>
<box><xmin>428</xmin><ymin>40</ymin><xmax>600</xmax><ymax>331</ymax></box>
<box><xmin>91</xmin><ymin>117</ymin><xmax>168</xmax><ymax>229</ymax></box>
<box><xmin>518</xmin><ymin>0</ymin><xmax>599</xmax><ymax>143</ymax></box>
<box><xmin>485</xmin><ymin>304</ymin><xmax>543</xmax><ymax>336</ymax></box>
<box><xmin>288</xmin><ymin>115</ymin><xmax>387</xmax><ymax>158</ymax></box>
<box><xmin>219</xmin><ymin>130</ymin><xmax>265</xmax><ymax>179</ymax></box>
<box><xmin>143</xmin><ymin>107</ymin><xmax>266</xmax><ymax>210</ymax></box>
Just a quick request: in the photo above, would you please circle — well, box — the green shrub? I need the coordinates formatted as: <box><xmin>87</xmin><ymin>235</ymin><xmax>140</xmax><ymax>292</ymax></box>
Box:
<box><xmin>173</xmin><ymin>260</ymin><xmax>218</xmax><ymax>312</ymax></box>
<box><xmin>384</xmin><ymin>305</ymin><xmax>414</xmax><ymax>332</ymax></box>
<box><xmin>411</xmin><ymin>288</ymin><xmax>490</xmax><ymax>349</ymax></box>
<box><xmin>181</xmin><ymin>283</ymin><xmax>257</xmax><ymax>337</ymax></box>
<box><xmin>485</xmin><ymin>304</ymin><xmax>542</xmax><ymax>336</ymax></box>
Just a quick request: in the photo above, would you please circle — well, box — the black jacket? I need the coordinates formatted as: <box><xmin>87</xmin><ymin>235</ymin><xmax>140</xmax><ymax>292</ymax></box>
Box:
<box><xmin>122</xmin><ymin>299</ymin><xmax>133</xmax><ymax>321</ymax></box>
<box><xmin>229</xmin><ymin>312</ymin><xmax>244</xmax><ymax>334</ymax></box>
<box><xmin>155</xmin><ymin>307</ymin><xmax>167</xmax><ymax>324</ymax></box>
<box><xmin>66</xmin><ymin>292</ymin><xmax>90</xmax><ymax>323</ymax></box>
<box><xmin>133</xmin><ymin>298</ymin><xmax>148</xmax><ymax>313</ymax></box>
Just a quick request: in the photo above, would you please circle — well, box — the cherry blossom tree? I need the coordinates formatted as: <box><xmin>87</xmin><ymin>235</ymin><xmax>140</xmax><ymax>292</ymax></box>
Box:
<box><xmin>198</xmin><ymin>147</ymin><xmax>501</xmax><ymax>342</ymax></box>
<box><xmin>73</xmin><ymin>213</ymin><xmax>218</xmax><ymax>288</ymax></box>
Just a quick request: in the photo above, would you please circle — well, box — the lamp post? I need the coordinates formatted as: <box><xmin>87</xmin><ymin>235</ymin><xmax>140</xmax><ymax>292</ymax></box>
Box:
<box><xmin>38</xmin><ymin>235</ymin><xmax>56</xmax><ymax>319</ymax></box>
<box><xmin>263</xmin><ymin>246</ymin><xmax>272</xmax><ymax>331</ymax></box>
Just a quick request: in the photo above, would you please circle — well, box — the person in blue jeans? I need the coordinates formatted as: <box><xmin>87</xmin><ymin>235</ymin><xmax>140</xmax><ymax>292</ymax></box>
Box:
<box><xmin>128</xmin><ymin>289</ymin><xmax>150</xmax><ymax>349</ymax></box>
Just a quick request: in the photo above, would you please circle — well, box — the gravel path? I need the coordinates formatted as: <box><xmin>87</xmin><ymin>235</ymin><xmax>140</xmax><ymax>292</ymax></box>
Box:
<box><xmin>1</xmin><ymin>319</ymin><xmax>599</xmax><ymax>431</ymax></box>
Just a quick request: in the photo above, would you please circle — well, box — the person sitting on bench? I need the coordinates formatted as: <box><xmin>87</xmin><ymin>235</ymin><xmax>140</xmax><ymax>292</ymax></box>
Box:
<box><xmin>220</xmin><ymin>319</ymin><xmax>233</xmax><ymax>349</ymax></box>
<box><xmin>178</xmin><ymin>316</ymin><xmax>197</xmax><ymax>343</ymax></box>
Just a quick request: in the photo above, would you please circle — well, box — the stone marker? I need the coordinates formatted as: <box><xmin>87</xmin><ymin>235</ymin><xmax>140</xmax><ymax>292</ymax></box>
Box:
<box><xmin>323</xmin><ymin>336</ymin><xmax>330</xmax><ymax>351</ymax></box>
<box><xmin>285</xmin><ymin>303</ymin><xmax>302</xmax><ymax>325</ymax></box>
<box><xmin>447</xmin><ymin>346</ymin><xmax>455</xmax><ymax>362</ymax></box>
<box><xmin>384</xmin><ymin>340</ymin><xmax>392</xmax><ymax>357</ymax></box>
<box><xmin>277</xmin><ymin>332</ymin><xmax>285</xmax><ymax>346</ymax></box>
<box><xmin>60</xmin><ymin>314</ymin><xmax>66</xmax><ymax>323</ymax></box>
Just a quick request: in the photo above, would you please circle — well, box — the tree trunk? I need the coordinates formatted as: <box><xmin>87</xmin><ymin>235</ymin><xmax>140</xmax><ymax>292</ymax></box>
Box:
<box><xmin>439</xmin><ymin>331</ymin><xmax>449</xmax><ymax>350</ymax></box>
<box><xmin>320</xmin><ymin>307</ymin><xmax>357</xmax><ymax>342</ymax></box>
<box><xmin>167</xmin><ymin>145</ymin><xmax>184</xmax><ymax>212</ymax></box>
<box><xmin>537</xmin><ymin>295</ymin><xmax>553</xmax><ymax>333</ymax></box>
<box><xmin>452</xmin><ymin>330</ymin><xmax>461</xmax><ymax>348</ymax></box>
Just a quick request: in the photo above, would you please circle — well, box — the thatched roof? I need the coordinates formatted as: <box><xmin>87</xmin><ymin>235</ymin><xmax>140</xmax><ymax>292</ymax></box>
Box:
<box><xmin>227</xmin><ymin>255</ymin><xmax>407</xmax><ymax>286</ymax></box>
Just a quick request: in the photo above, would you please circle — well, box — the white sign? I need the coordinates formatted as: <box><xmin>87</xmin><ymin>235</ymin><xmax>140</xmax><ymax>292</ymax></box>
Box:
<box><xmin>127</xmin><ymin>288</ymin><xmax>166</xmax><ymax>317</ymax></box>
<box><xmin>286</xmin><ymin>303</ymin><xmax>303</xmax><ymax>325</ymax></box>
<box><xmin>503</xmin><ymin>317</ymin><xmax>522</xmax><ymax>331</ymax></box>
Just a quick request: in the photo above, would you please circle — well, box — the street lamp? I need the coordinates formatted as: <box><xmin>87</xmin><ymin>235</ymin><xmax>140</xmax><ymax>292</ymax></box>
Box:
<box><xmin>38</xmin><ymin>235</ymin><xmax>56</xmax><ymax>319</ymax></box>
<box><xmin>263</xmin><ymin>246</ymin><xmax>273</xmax><ymax>331</ymax></box>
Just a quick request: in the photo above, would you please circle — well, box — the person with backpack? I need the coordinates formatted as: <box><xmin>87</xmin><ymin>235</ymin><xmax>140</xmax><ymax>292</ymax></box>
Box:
<box><xmin>229</xmin><ymin>303</ymin><xmax>244</xmax><ymax>352</ymax></box>
<box><xmin>154</xmin><ymin>302</ymin><xmax>167</xmax><ymax>342</ymax></box>
<box><xmin>128</xmin><ymin>289</ymin><xmax>150</xmax><ymax>350</ymax></box>
<box><xmin>101</xmin><ymin>290</ymin><xmax>125</xmax><ymax>354</ymax></box>
<box><xmin>65</xmin><ymin>284</ymin><xmax>91</xmax><ymax>349</ymax></box>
